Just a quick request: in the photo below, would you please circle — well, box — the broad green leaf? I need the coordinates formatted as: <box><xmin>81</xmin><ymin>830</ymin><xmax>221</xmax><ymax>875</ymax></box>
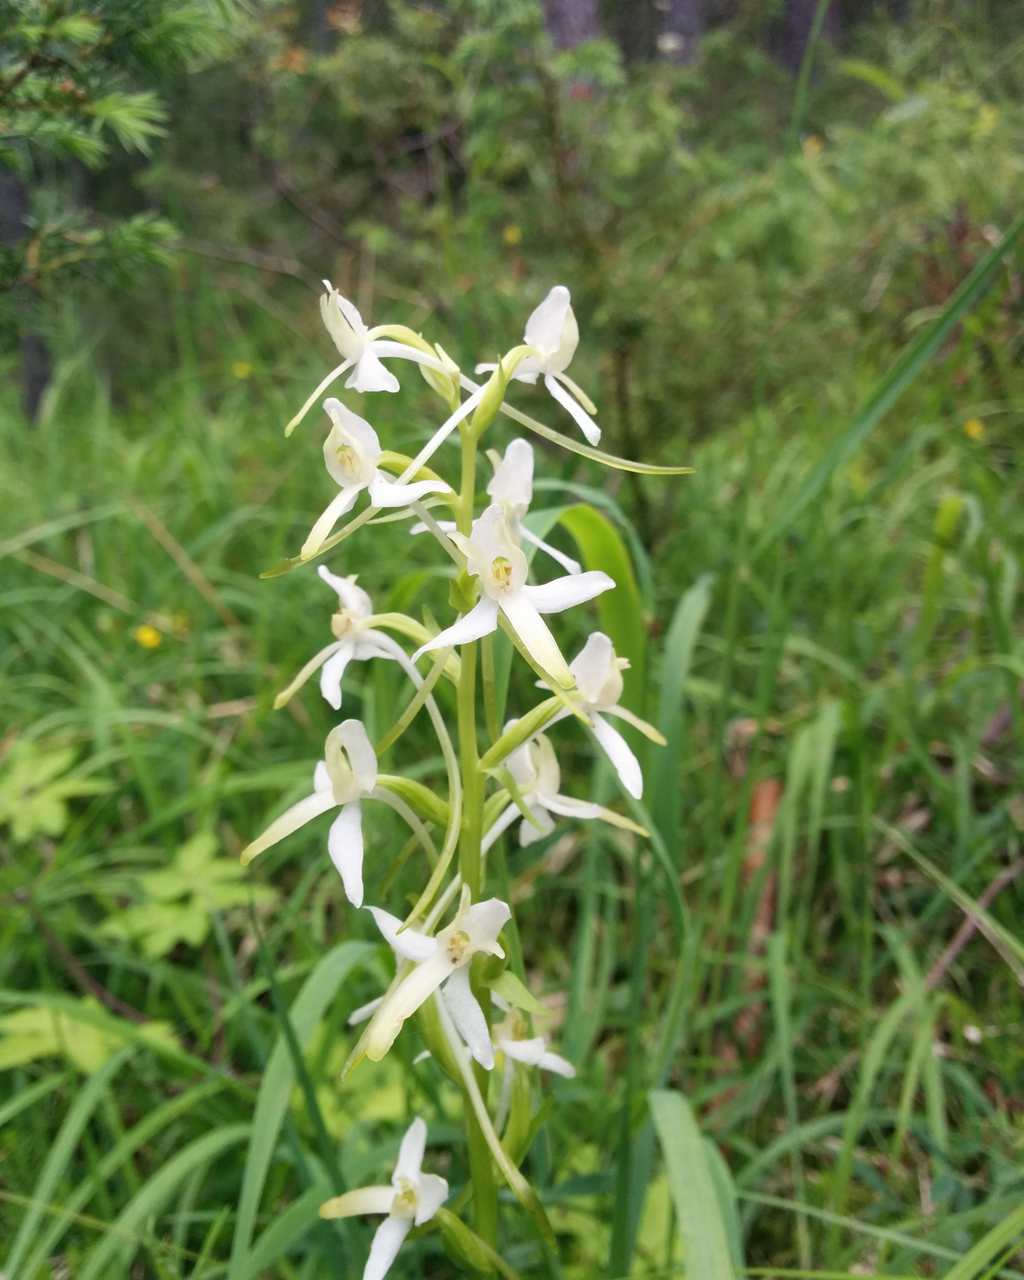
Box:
<box><xmin>650</xmin><ymin>1089</ymin><xmax>737</xmax><ymax>1280</ymax></box>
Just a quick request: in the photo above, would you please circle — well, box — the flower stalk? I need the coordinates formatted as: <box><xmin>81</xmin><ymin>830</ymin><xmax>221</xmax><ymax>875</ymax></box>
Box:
<box><xmin>242</xmin><ymin>279</ymin><xmax>684</xmax><ymax>1278</ymax></box>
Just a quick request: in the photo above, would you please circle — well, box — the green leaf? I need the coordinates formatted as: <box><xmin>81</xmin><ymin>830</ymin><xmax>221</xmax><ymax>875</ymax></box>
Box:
<box><xmin>0</xmin><ymin>998</ymin><xmax>177</xmax><ymax>1073</ymax></box>
<box><xmin>228</xmin><ymin>942</ymin><xmax>375</xmax><ymax>1280</ymax></box>
<box><xmin>556</xmin><ymin>503</ymin><xmax>648</xmax><ymax>710</ymax></box>
<box><xmin>650</xmin><ymin>1089</ymin><xmax>737</xmax><ymax>1280</ymax></box>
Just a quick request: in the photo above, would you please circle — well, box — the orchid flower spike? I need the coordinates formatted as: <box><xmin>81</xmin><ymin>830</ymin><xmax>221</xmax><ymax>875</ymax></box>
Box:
<box><xmin>240</xmin><ymin>719</ymin><xmax>381</xmax><ymax>906</ymax></box>
<box><xmin>483</xmin><ymin>729</ymin><xmax>647</xmax><ymax>852</ymax></box>
<box><xmin>274</xmin><ymin>567</ymin><xmax>392</xmax><ymax>711</ymax></box>
<box><xmin>413</xmin><ymin>505</ymin><xmax>613</xmax><ymax>686</ymax></box>
<box><xmin>301</xmin><ymin>398</ymin><xmax>451</xmax><ymax>558</ymax></box>
<box><xmin>319</xmin><ymin>1116</ymin><xmax>448</xmax><ymax>1280</ymax></box>
<box><xmin>365</xmin><ymin>890</ymin><xmax>511</xmax><ymax>1068</ymax></box>
<box><xmin>409</xmin><ymin>437</ymin><xmax>581</xmax><ymax>576</ymax></box>
<box><xmin>477</xmin><ymin>285</ymin><xmax>600</xmax><ymax>446</ymax></box>
<box><xmin>545</xmin><ymin>632</ymin><xmax>665</xmax><ymax>799</ymax></box>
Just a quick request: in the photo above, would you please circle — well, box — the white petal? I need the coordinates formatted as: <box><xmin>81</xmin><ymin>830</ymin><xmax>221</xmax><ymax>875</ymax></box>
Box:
<box><xmin>393</xmin><ymin>1116</ymin><xmax>426</xmax><ymax>1182</ymax></box>
<box><xmin>318</xmin><ymin>565</ymin><xmax>373</xmax><ymax>617</ymax></box>
<box><xmin>592</xmin><ymin>713</ymin><xmax>643</xmax><ymax>799</ymax></box>
<box><xmin>524</xmin><ymin>286</ymin><xmax>575</xmax><ymax>363</ymax></box>
<box><xmin>285</xmin><ymin>359</ymin><xmax>352</xmax><ymax>437</ymax></box>
<box><xmin>522</xmin><ymin>571</ymin><xmax>614</xmax><ymax>616</ymax></box>
<box><xmin>538</xmin><ymin>1050</ymin><xmax>576</xmax><ymax>1078</ymax></box>
<box><xmin>538</xmin><ymin>793</ymin><xmax>602</xmax><ymax>822</ymax></box>
<box><xmin>487</xmin><ymin>438</ymin><xmax>533</xmax><ymax>511</ymax></box>
<box><xmin>602</xmin><ymin>702</ymin><xmax>667</xmax><ymax>744</ymax></box>
<box><xmin>348</xmin><ymin>995</ymin><xmax>384</xmax><ymax>1026</ymax></box>
<box><xmin>520</xmin><ymin>525</ymin><xmax>582</xmax><ymax>575</ymax></box>
<box><xmin>369</xmin><ymin>476</ymin><xmax>450</xmax><ymax>508</ymax></box>
<box><xmin>409</xmin><ymin>518</ymin><xmax>456</xmax><ymax>538</ymax></box>
<box><xmin>414</xmin><ymin>1172</ymin><xmax>448</xmax><ymax>1225</ymax></box>
<box><xmin>518</xmin><ymin>801</ymin><xmax>556</xmax><ymax>847</ymax></box>
<box><xmin>328</xmin><ymin>801</ymin><xmax>364</xmax><ymax>906</ymax></box>
<box><xmin>319</xmin><ymin>641</ymin><xmax>354</xmax><ymax>711</ymax></box>
<box><xmin>395</xmin><ymin>384</ymin><xmax>486</xmax><ymax>482</ymax></box>
<box><xmin>367</xmin><ymin>907</ymin><xmax>436</xmax><ymax>962</ymax></box>
<box><xmin>347</xmin><ymin>350</ymin><xmax>400</xmax><ymax>394</ymax></box>
<box><xmin>532</xmin><ymin>733</ymin><xmax>561</xmax><ymax>795</ymax></box>
<box><xmin>338</xmin><ymin>719</ymin><xmax>378</xmax><ymax>792</ymax></box>
<box><xmin>324</xmin><ymin>397</ymin><xmax>381</xmax><ymax>455</ymax></box>
<box><xmin>364</xmin><ymin>1215</ymin><xmax>412</xmax><ymax>1280</ymax></box>
<box><xmin>274</xmin><ymin>640</ymin><xmax>343</xmax><ymax>709</ymax></box>
<box><xmin>412</xmin><ymin>597</ymin><xmax>499</xmax><ymax>660</ymax></box>
<box><xmin>499</xmin><ymin>1036</ymin><xmax>548</xmax><ymax>1066</ymax></box>
<box><xmin>301</xmin><ymin>487</ymin><xmax>360</xmax><ymax>559</ymax></box>
<box><xmin>498</xmin><ymin>591</ymin><xmax>572</xmax><ymax>685</ymax></box>
<box><xmin>545</xmin><ymin>372</ymin><xmax>600</xmax><ymax>445</ymax></box>
<box><xmin>314</xmin><ymin>761</ymin><xmax>332</xmax><ymax>793</ymax></box>
<box><xmin>463</xmin><ymin>898</ymin><xmax>511</xmax><ymax>956</ymax></box>
<box><xmin>241</xmin><ymin>790</ymin><xmax>335</xmax><ymax>865</ymax></box>
<box><xmin>443</xmin><ymin>967</ymin><xmax>494</xmax><ymax>1070</ymax></box>
<box><xmin>319</xmin><ymin>1185</ymin><xmax>395</xmax><ymax>1220</ymax></box>
<box><xmin>481</xmin><ymin>801</ymin><xmax>521</xmax><ymax>855</ymax></box>
<box><xmin>570</xmin><ymin>632</ymin><xmax>616</xmax><ymax>703</ymax></box>
<box><xmin>366</xmin><ymin>951</ymin><xmax>454</xmax><ymax>1061</ymax></box>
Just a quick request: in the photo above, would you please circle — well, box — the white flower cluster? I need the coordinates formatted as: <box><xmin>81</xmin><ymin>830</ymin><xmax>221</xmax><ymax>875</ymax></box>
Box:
<box><xmin>244</xmin><ymin>283</ymin><xmax>667</xmax><ymax>1276</ymax></box>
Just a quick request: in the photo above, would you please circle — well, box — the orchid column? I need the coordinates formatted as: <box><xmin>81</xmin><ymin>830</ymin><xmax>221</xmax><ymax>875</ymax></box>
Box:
<box><xmin>243</xmin><ymin>282</ymin><xmax>687</xmax><ymax>1277</ymax></box>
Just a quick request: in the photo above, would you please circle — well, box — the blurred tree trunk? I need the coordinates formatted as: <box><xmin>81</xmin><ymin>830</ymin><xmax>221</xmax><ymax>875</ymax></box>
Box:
<box><xmin>781</xmin><ymin>0</ymin><xmax>840</xmax><ymax>72</ymax></box>
<box><xmin>542</xmin><ymin>0</ymin><xmax>601</xmax><ymax>49</ymax></box>
<box><xmin>659</xmin><ymin>0</ymin><xmax>704</xmax><ymax>64</ymax></box>
<box><xmin>0</xmin><ymin>170</ymin><xmax>50</xmax><ymax>422</ymax></box>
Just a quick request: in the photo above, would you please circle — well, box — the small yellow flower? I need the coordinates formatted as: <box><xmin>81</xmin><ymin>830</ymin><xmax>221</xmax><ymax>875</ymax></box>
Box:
<box><xmin>232</xmin><ymin>360</ymin><xmax>253</xmax><ymax>380</ymax></box>
<box><xmin>133</xmin><ymin>624</ymin><xmax>162</xmax><ymax>650</ymax></box>
<box><xmin>802</xmin><ymin>134</ymin><xmax>824</xmax><ymax>160</ymax></box>
<box><xmin>502</xmin><ymin>224</ymin><xmax>522</xmax><ymax>247</ymax></box>
<box><xmin>964</xmin><ymin>417</ymin><xmax>985</xmax><ymax>441</ymax></box>
<box><xmin>975</xmin><ymin>104</ymin><xmax>998</xmax><ymax>137</ymax></box>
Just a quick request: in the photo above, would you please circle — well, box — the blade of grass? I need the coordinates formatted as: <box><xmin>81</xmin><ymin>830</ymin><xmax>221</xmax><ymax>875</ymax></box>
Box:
<box><xmin>4</xmin><ymin>1048</ymin><xmax>132</xmax><ymax>1277</ymax></box>
<box><xmin>757</xmin><ymin>208</ymin><xmax>1024</xmax><ymax>553</ymax></box>
<box><xmin>78</xmin><ymin>1124</ymin><xmax>250</xmax><ymax>1280</ymax></box>
<box><xmin>650</xmin><ymin>1089</ymin><xmax>737</xmax><ymax>1280</ymax></box>
<box><xmin>228</xmin><ymin>940</ymin><xmax>373</xmax><ymax>1280</ymax></box>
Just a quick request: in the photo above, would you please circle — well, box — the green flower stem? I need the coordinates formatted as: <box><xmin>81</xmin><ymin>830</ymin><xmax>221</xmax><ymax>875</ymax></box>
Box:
<box><xmin>455</xmin><ymin>414</ymin><xmax>498</xmax><ymax>1246</ymax></box>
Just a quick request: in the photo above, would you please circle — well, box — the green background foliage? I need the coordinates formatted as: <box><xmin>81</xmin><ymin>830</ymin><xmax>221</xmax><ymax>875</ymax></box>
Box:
<box><xmin>2</xmin><ymin>0</ymin><xmax>1023</xmax><ymax>1276</ymax></box>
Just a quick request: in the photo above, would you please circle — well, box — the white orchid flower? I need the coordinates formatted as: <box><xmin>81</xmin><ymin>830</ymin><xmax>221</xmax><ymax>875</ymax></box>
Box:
<box><xmin>301</xmin><ymin>398</ymin><xmax>451</xmax><ymax>558</ymax></box>
<box><xmin>483</xmin><ymin>729</ymin><xmax>646</xmax><ymax>851</ymax></box>
<box><xmin>364</xmin><ymin>890</ymin><xmax>511</xmax><ymax>1068</ymax></box>
<box><xmin>412</xmin><ymin>505</ymin><xmax>613</xmax><ymax>686</ymax></box>
<box><xmin>242</xmin><ymin>720</ymin><xmax>410</xmax><ymax>908</ymax></box>
<box><xmin>477</xmin><ymin>285</ymin><xmax>600</xmax><ymax>446</ymax></box>
<box><xmin>409</xmin><ymin>438</ymin><xmax>581</xmax><ymax>576</ymax></box>
<box><xmin>498</xmin><ymin>1033</ymin><xmax>576</xmax><ymax>1077</ymax></box>
<box><xmin>319</xmin><ymin>1116</ymin><xmax>448</xmax><ymax>1280</ymax></box>
<box><xmin>288</xmin><ymin>282</ymin><xmax>488</xmax><ymax>451</ymax></box>
<box><xmin>274</xmin><ymin>566</ymin><xmax>394</xmax><ymax>711</ymax></box>
<box><xmin>542</xmin><ymin>632</ymin><xmax>664</xmax><ymax>800</ymax></box>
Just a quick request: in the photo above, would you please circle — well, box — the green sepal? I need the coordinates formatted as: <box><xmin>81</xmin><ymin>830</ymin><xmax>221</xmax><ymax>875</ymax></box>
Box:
<box><xmin>501</xmin><ymin>1059</ymin><xmax>536</xmax><ymax>1167</ymax></box>
<box><xmin>490</xmin><ymin>971</ymin><xmax>543</xmax><ymax>1016</ymax></box>
<box><xmin>413</xmin><ymin>999</ymin><xmax>460</xmax><ymax>1084</ymax></box>
<box><xmin>375</xmin><ymin>775</ymin><xmax>449</xmax><ymax>828</ymax></box>
<box><xmin>479</xmin><ymin>696</ymin><xmax>562</xmax><ymax>771</ymax></box>
<box><xmin>449</xmin><ymin>570</ymin><xmax>478</xmax><ymax>615</ymax></box>
<box><xmin>434</xmin><ymin>1207</ymin><xmax>523</xmax><ymax>1278</ymax></box>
